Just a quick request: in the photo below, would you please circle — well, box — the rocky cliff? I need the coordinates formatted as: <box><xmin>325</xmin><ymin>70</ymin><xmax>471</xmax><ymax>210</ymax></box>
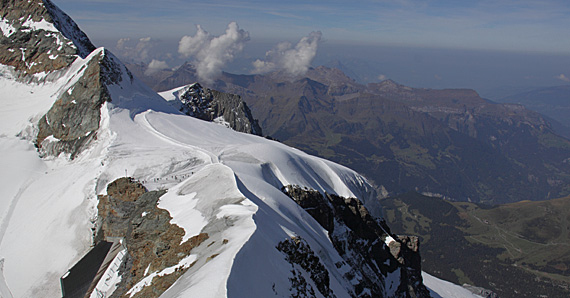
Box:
<box><xmin>282</xmin><ymin>185</ymin><xmax>430</xmax><ymax>298</ymax></box>
<box><xmin>163</xmin><ymin>83</ymin><xmax>262</xmax><ymax>136</ymax></box>
<box><xmin>0</xmin><ymin>0</ymin><xmax>94</xmax><ymax>75</ymax></box>
<box><xmin>36</xmin><ymin>49</ymin><xmax>128</xmax><ymax>158</ymax></box>
<box><xmin>0</xmin><ymin>0</ymin><xmax>130</xmax><ymax>159</ymax></box>
<box><xmin>96</xmin><ymin>177</ymin><xmax>209</xmax><ymax>298</ymax></box>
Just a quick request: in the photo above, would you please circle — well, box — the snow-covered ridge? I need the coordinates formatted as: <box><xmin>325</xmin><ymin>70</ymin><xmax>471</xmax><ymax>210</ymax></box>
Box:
<box><xmin>1</xmin><ymin>33</ymin><xmax>382</xmax><ymax>296</ymax></box>
<box><xmin>0</xmin><ymin>2</ymin><xmax>480</xmax><ymax>297</ymax></box>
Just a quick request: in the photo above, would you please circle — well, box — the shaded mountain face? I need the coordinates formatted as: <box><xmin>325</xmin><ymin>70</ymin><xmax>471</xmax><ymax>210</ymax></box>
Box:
<box><xmin>495</xmin><ymin>85</ymin><xmax>570</xmax><ymax>138</ymax></box>
<box><xmin>382</xmin><ymin>192</ymin><xmax>570</xmax><ymax>298</ymax></box>
<box><xmin>145</xmin><ymin>64</ymin><xmax>570</xmax><ymax>205</ymax></box>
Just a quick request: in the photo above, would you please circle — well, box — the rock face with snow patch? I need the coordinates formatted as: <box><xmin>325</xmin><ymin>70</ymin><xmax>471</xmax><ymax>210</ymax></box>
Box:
<box><xmin>282</xmin><ymin>185</ymin><xmax>431</xmax><ymax>298</ymax></box>
<box><xmin>96</xmin><ymin>177</ymin><xmax>209</xmax><ymax>298</ymax></box>
<box><xmin>36</xmin><ymin>49</ymin><xmax>127</xmax><ymax>158</ymax></box>
<box><xmin>277</xmin><ymin>236</ymin><xmax>336</xmax><ymax>298</ymax></box>
<box><xmin>167</xmin><ymin>83</ymin><xmax>262</xmax><ymax>136</ymax></box>
<box><xmin>0</xmin><ymin>0</ymin><xmax>95</xmax><ymax>75</ymax></box>
<box><xmin>387</xmin><ymin>236</ymin><xmax>426</xmax><ymax>296</ymax></box>
<box><xmin>1</xmin><ymin>0</ymin><xmax>128</xmax><ymax>158</ymax></box>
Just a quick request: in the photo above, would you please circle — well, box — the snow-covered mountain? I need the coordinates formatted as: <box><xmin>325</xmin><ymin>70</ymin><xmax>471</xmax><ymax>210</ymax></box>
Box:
<box><xmin>0</xmin><ymin>1</ymin><xmax>483</xmax><ymax>297</ymax></box>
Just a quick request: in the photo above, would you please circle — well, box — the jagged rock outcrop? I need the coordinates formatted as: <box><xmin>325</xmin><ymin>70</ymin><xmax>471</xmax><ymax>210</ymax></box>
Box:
<box><xmin>1</xmin><ymin>0</ymin><xmax>125</xmax><ymax>159</ymax></box>
<box><xmin>0</xmin><ymin>0</ymin><xmax>95</xmax><ymax>75</ymax></box>
<box><xmin>169</xmin><ymin>83</ymin><xmax>262</xmax><ymax>136</ymax></box>
<box><xmin>35</xmin><ymin>49</ymin><xmax>128</xmax><ymax>159</ymax></box>
<box><xmin>96</xmin><ymin>177</ymin><xmax>209</xmax><ymax>298</ymax></box>
<box><xmin>281</xmin><ymin>185</ymin><xmax>431</xmax><ymax>298</ymax></box>
<box><xmin>277</xmin><ymin>237</ymin><xmax>336</xmax><ymax>298</ymax></box>
<box><xmin>388</xmin><ymin>236</ymin><xmax>426</xmax><ymax>297</ymax></box>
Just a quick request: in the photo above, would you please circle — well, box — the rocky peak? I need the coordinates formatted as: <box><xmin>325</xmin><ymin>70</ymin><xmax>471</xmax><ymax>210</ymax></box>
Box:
<box><xmin>36</xmin><ymin>48</ymin><xmax>129</xmax><ymax>159</ymax></box>
<box><xmin>0</xmin><ymin>0</ymin><xmax>95</xmax><ymax>75</ymax></box>
<box><xmin>42</xmin><ymin>0</ymin><xmax>95</xmax><ymax>57</ymax></box>
<box><xmin>281</xmin><ymin>185</ymin><xmax>431</xmax><ymax>298</ymax></box>
<box><xmin>170</xmin><ymin>83</ymin><xmax>263</xmax><ymax>136</ymax></box>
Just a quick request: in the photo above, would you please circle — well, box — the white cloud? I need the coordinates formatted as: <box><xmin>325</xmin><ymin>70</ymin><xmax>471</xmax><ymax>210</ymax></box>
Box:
<box><xmin>252</xmin><ymin>31</ymin><xmax>322</xmax><ymax>77</ymax></box>
<box><xmin>378</xmin><ymin>74</ymin><xmax>387</xmax><ymax>81</ymax></box>
<box><xmin>144</xmin><ymin>59</ymin><xmax>169</xmax><ymax>76</ymax></box>
<box><xmin>115</xmin><ymin>37</ymin><xmax>160</xmax><ymax>63</ymax></box>
<box><xmin>178</xmin><ymin>22</ymin><xmax>249</xmax><ymax>83</ymax></box>
<box><xmin>556</xmin><ymin>73</ymin><xmax>570</xmax><ymax>82</ymax></box>
<box><xmin>116</xmin><ymin>37</ymin><xmax>130</xmax><ymax>50</ymax></box>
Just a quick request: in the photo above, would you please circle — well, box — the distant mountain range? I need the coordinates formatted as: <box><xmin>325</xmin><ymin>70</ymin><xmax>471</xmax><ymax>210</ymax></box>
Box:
<box><xmin>134</xmin><ymin>62</ymin><xmax>570</xmax><ymax>205</ymax></box>
<box><xmin>494</xmin><ymin>85</ymin><xmax>570</xmax><ymax>138</ymax></box>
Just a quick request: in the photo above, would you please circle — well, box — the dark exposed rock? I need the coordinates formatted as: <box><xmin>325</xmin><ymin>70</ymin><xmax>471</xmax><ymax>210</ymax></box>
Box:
<box><xmin>0</xmin><ymin>0</ymin><xmax>95</xmax><ymax>75</ymax></box>
<box><xmin>282</xmin><ymin>186</ymin><xmax>335</xmax><ymax>232</ymax></box>
<box><xmin>169</xmin><ymin>83</ymin><xmax>262</xmax><ymax>136</ymax></box>
<box><xmin>277</xmin><ymin>236</ymin><xmax>336</xmax><ymax>298</ymax></box>
<box><xmin>388</xmin><ymin>236</ymin><xmax>429</xmax><ymax>297</ymax></box>
<box><xmin>96</xmin><ymin>177</ymin><xmax>208</xmax><ymax>298</ymax></box>
<box><xmin>282</xmin><ymin>185</ymin><xmax>431</xmax><ymax>298</ymax></box>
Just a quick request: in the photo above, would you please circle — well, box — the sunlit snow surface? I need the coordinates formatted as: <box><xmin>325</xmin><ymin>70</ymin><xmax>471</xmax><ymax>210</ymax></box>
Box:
<box><xmin>423</xmin><ymin>272</ymin><xmax>484</xmax><ymax>298</ymax></box>
<box><xmin>0</xmin><ymin>48</ymin><xmax>480</xmax><ymax>297</ymax></box>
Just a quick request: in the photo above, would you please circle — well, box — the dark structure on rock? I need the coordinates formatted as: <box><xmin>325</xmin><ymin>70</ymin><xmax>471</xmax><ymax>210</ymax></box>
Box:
<box><xmin>61</xmin><ymin>239</ymin><xmax>125</xmax><ymax>298</ymax></box>
<box><xmin>94</xmin><ymin>177</ymin><xmax>208</xmax><ymax>298</ymax></box>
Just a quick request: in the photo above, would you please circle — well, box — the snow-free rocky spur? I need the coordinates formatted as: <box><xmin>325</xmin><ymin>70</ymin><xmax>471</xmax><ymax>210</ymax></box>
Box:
<box><xmin>0</xmin><ymin>1</ymin><xmax>486</xmax><ymax>297</ymax></box>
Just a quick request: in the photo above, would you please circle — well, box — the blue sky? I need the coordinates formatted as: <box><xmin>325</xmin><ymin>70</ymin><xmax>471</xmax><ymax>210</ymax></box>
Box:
<box><xmin>56</xmin><ymin>0</ymin><xmax>570</xmax><ymax>53</ymax></box>
<box><xmin>54</xmin><ymin>0</ymin><xmax>570</xmax><ymax>95</ymax></box>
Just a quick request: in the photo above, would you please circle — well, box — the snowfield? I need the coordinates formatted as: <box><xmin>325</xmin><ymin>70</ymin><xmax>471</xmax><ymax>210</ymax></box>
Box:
<box><xmin>0</xmin><ymin>46</ymin><xmax>481</xmax><ymax>297</ymax></box>
<box><xmin>0</xmin><ymin>49</ymin><xmax>377</xmax><ymax>297</ymax></box>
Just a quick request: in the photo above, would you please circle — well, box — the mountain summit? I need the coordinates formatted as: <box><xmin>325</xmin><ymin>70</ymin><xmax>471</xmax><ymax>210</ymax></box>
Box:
<box><xmin>0</xmin><ymin>0</ymin><xmax>95</xmax><ymax>75</ymax></box>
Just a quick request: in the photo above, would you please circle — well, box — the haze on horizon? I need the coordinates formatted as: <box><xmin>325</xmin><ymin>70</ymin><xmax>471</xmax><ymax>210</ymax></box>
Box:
<box><xmin>55</xmin><ymin>0</ymin><xmax>570</xmax><ymax>98</ymax></box>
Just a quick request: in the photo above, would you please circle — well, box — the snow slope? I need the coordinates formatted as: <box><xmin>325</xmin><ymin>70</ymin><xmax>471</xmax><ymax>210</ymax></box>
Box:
<box><xmin>103</xmin><ymin>66</ymin><xmax>379</xmax><ymax>297</ymax></box>
<box><xmin>0</xmin><ymin>46</ymin><xmax>378</xmax><ymax>297</ymax></box>
<box><xmin>0</xmin><ymin>54</ymin><xmax>108</xmax><ymax>297</ymax></box>
<box><xmin>423</xmin><ymin>272</ymin><xmax>484</xmax><ymax>298</ymax></box>
<box><xmin>0</xmin><ymin>35</ymin><xmax>481</xmax><ymax>298</ymax></box>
